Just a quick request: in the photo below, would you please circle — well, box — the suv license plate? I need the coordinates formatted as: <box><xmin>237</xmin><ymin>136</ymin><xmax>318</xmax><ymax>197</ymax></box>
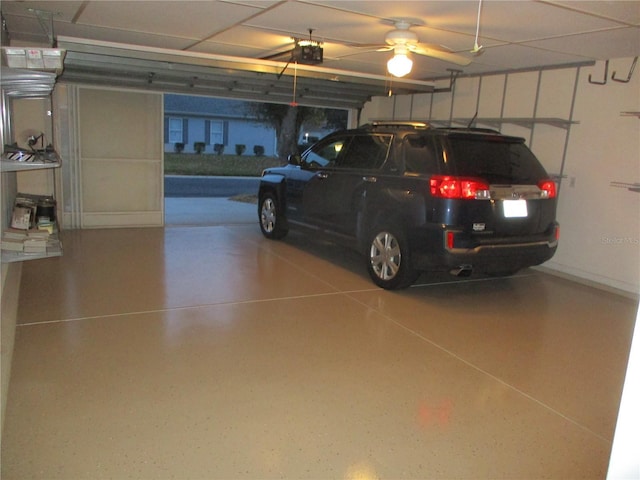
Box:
<box><xmin>503</xmin><ymin>199</ymin><xmax>528</xmax><ymax>218</ymax></box>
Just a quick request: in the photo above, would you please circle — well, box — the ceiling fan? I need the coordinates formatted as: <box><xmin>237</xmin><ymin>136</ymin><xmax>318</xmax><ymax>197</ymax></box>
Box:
<box><xmin>358</xmin><ymin>20</ymin><xmax>472</xmax><ymax>77</ymax></box>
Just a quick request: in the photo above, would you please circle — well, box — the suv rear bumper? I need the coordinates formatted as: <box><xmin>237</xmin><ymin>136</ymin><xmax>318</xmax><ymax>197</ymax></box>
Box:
<box><xmin>410</xmin><ymin>223</ymin><xmax>559</xmax><ymax>274</ymax></box>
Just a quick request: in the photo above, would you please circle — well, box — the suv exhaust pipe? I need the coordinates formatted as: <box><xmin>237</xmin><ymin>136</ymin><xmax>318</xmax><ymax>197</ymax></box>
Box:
<box><xmin>450</xmin><ymin>265</ymin><xmax>473</xmax><ymax>277</ymax></box>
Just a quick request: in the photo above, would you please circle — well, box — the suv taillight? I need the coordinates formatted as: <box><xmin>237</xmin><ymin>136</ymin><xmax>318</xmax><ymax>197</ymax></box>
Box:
<box><xmin>538</xmin><ymin>179</ymin><xmax>557</xmax><ymax>199</ymax></box>
<box><xmin>430</xmin><ymin>176</ymin><xmax>490</xmax><ymax>199</ymax></box>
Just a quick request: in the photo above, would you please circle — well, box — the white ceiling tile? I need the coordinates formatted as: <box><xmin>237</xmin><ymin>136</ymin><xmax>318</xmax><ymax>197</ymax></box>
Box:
<box><xmin>477</xmin><ymin>1</ymin><xmax>625</xmax><ymax>42</ymax></box>
<box><xmin>75</xmin><ymin>1</ymin><xmax>263</xmax><ymax>40</ymax></box>
<box><xmin>0</xmin><ymin>1</ymin><xmax>85</xmax><ymax>21</ymax></box>
<box><xmin>472</xmin><ymin>43</ymin><xmax>595</xmax><ymax>69</ymax></box>
<box><xmin>197</xmin><ymin>25</ymin><xmax>297</xmax><ymax>56</ymax></box>
<box><xmin>525</xmin><ymin>27</ymin><xmax>640</xmax><ymax>60</ymax></box>
<box><xmin>242</xmin><ymin>1</ymin><xmax>391</xmax><ymax>45</ymax></box>
<box><xmin>547</xmin><ymin>1</ymin><xmax>640</xmax><ymax>25</ymax></box>
<box><xmin>306</xmin><ymin>1</ymin><xmax>480</xmax><ymax>31</ymax></box>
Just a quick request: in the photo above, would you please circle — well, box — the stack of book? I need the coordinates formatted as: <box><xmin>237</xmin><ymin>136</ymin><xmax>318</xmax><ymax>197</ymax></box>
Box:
<box><xmin>1</xmin><ymin>193</ymin><xmax>61</xmax><ymax>261</ymax></box>
<box><xmin>1</xmin><ymin>228</ymin><xmax>51</xmax><ymax>254</ymax></box>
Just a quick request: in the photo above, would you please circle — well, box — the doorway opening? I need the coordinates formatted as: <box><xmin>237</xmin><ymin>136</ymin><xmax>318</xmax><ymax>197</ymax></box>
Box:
<box><xmin>162</xmin><ymin>94</ymin><xmax>348</xmax><ymax>226</ymax></box>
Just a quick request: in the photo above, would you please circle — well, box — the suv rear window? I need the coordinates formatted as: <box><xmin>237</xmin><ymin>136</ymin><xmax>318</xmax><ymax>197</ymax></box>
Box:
<box><xmin>445</xmin><ymin>136</ymin><xmax>548</xmax><ymax>184</ymax></box>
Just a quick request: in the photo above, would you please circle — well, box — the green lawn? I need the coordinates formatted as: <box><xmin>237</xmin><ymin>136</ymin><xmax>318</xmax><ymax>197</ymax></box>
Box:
<box><xmin>164</xmin><ymin>153</ymin><xmax>285</xmax><ymax>176</ymax></box>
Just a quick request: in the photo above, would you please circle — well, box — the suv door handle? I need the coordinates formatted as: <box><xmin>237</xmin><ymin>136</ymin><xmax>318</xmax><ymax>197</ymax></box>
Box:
<box><xmin>363</xmin><ymin>176</ymin><xmax>377</xmax><ymax>183</ymax></box>
<box><xmin>317</xmin><ymin>172</ymin><xmax>329</xmax><ymax>179</ymax></box>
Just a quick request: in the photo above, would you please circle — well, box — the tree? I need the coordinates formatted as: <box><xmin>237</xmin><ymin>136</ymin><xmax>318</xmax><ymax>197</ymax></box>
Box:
<box><xmin>245</xmin><ymin>103</ymin><xmax>347</xmax><ymax>160</ymax></box>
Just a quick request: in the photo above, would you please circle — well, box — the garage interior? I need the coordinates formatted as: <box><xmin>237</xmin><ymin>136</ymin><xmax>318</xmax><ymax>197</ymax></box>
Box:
<box><xmin>1</xmin><ymin>1</ymin><xmax>639</xmax><ymax>478</ymax></box>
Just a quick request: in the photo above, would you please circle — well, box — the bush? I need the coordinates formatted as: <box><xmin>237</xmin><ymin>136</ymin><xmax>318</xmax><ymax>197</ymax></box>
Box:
<box><xmin>214</xmin><ymin>143</ymin><xmax>225</xmax><ymax>155</ymax></box>
<box><xmin>253</xmin><ymin>145</ymin><xmax>265</xmax><ymax>157</ymax></box>
<box><xmin>194</xmin><ymin>142</ymin><xmax>206</xmax><ymax>154</ymax></box>
<box><xmin>164</xmin><ymin>153</ymin><xmax>283</xmax><ymax>176</ymax></box>
<box><xmin>235</xmin><ymin>144</ymin><xmax>246</xmax><ymax>156</ymax></box>
<box><xmin>174</xmin><ymin>142</ymin><xmax>185</xmax><ymax>153</ymax></box>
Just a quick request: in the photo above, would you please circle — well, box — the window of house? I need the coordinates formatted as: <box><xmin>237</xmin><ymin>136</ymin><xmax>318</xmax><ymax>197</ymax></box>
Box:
<box><xmin>168</xmin><ymin>117</ymin><xmax>183</xmax><ymax>144</ymax></box>
<box><xmin>209</xmin><ymin>121</ymin><xmax>224</xmax><ymax>145</ymax></box>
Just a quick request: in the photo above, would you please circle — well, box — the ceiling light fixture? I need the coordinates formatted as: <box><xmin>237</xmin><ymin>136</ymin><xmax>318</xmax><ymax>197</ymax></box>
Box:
<box><xmin>387</xmin><ymin>46</ymin><xmax>413</xmax><ymax>78</ymax></box>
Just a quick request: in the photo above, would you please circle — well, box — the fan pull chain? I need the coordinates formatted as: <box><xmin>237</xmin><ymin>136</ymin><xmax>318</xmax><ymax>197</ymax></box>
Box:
<box><xmin>472</xmin><ymin>0</ymin><xmax>484</xmax><ymax>54</ymax></box>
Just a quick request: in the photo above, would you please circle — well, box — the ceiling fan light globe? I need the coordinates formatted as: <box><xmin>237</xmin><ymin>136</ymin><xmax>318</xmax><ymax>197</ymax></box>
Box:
<box><xmin>387</xmin><ymin>53</ymin><xmax>413</xmax><ymax>77</ymax></box>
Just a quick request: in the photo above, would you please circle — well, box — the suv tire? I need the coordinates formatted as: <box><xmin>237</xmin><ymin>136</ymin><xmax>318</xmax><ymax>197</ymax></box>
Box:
<box><xmin>366</xmin><ymin>224</ymin><xmax>419</xmax><ymax>289</ymax></box>
<box><xmin>259</xmin><ymin>192</ymin><xmax>288</xmax><ymax>240</ymax></box>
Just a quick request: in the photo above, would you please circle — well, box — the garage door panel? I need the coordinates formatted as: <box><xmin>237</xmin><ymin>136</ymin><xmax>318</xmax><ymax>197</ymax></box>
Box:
<box><xmin>82</xmin><ymin>159</ymin><xmax>161</xmax><ymax>212</ymax></box>
<box><xmin>78</xmin><ymin>88</ymin><xmax>163</xmax><ymax>228</ymax></box>
<box><xmin>79</xmin><ymin>89</ymin><xmax>162</xmax><ymax>159</ymax></box>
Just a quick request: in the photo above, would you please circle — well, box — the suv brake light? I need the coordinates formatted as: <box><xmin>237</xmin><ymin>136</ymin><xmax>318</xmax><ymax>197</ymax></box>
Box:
<box><xmin>538</xmin><ymin>179</ymin><xmax>557</xmax><ymax>199</ymax></box>
<box><xmin>430</xmin><ymin>176</ymin><xmax>490</xmax><ymax>199</ymax></box>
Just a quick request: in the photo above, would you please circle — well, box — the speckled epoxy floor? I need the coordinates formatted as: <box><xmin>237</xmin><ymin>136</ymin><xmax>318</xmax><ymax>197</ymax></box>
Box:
<box><xmin>1</xmin><ymin>224</ymin><xmax>637</xmax><ymax>478</ymax></box>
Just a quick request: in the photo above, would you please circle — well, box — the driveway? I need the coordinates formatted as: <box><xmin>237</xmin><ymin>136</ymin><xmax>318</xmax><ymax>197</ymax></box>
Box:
<box><xmin>164</xmin><ymin>175</ymin><xmax>259</xmax><ymax>225</ymax></box>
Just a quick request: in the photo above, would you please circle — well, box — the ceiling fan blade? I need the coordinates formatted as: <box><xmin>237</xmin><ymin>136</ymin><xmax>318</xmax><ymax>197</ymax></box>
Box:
<box><xmin>334</xmin><ymin>48</ymin><xmax>390</xmax><ymax>59</ymax></box>
<box><xmin>343</xmin><ymin>42</ymin><xmax>388</xmax><ymax>49</ymax></box>
<box><xmin>412</xmin><ymin>45</ymin><xmax>472</xmax><ymax>66</ymax></box>
<box><xmin>416</xmin><ymin>42</ymin><xmax>456</xmax><ymax>53</ymax></box>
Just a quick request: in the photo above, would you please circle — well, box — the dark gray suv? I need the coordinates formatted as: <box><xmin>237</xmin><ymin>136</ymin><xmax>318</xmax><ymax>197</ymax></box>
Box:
<box><xmin>258</xmin><ymin>122</ymin><xmax>559</xmax><ymax>289</ymax></box>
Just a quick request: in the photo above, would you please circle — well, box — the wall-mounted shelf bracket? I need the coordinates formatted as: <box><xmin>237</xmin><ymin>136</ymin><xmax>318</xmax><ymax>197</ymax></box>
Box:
<box><xmin>588</xmin><ymin>60</ymin><xmax>608</xmax><ymax>85</ymax></box>
<box><xmin>434</xmin><ymin>69</ymin><xmax>463</xmax><ymax>93</ymax></box>
<box><xmin>549</xmin><ymin>173</ymin><xmax>568</xmax><ymax>182</ymax></box>
<box><xmin>451</xmin><ymin>117</ymin><xmax>578</xmax><ymax>130</ymax></box>
<box><xmin>611</xmin><ymin>181</ymin><xmax>640</xmax><ymax>193</ymax></box>
<box><xmin>612</xmin><ymin>57</ymin><xmax>637</xmax><ymax>83</ymax></box>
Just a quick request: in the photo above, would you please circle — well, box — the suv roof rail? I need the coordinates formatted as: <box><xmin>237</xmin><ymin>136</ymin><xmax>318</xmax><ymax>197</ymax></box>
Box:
<box><xmin>367</xmin><ymin>121</ymin><xmax>431</xmax><ymax>130</ymax></box>
<box><xmin>437</xmin><ymin>126</ymin><xmax>502</xmax><ymax>135</ymax></box>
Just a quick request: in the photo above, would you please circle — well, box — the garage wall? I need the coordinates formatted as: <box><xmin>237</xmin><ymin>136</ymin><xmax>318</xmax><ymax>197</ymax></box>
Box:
<box><xmin>361</xmin><ymin>57</ymin><xmax>640</xmax><ymax>295</ymax></box>
<box><xmin>556</xmin><ymin>60</ymin><xmax>639</xmax><ymax>295</ymax></box>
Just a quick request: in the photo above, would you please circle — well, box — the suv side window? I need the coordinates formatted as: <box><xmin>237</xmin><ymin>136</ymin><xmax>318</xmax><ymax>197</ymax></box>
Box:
<box><xmin>337</xmin><ymin>134</ymin><xmax>391</xmax><ymax>170</ymax></box>
<box><xmin>304</xmin><ymin>136</ymin><xmax>351</xmax><ymax>168</ymax></box>
<box><xmin>402</xmin><ymin>134</ymin><xmax>439</xmax><ymax>175</ymax></box>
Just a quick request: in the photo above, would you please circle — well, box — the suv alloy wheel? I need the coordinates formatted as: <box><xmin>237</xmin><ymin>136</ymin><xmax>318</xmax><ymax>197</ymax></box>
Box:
<box><xmin>259</xmin><ymin>193</ymin><xmax>288</xmax><ymax>239</ymax></box>
<box><xmin>367</xmin><ymin>224</ymin><xmax>419</xmax><ymax>289</ymax></box>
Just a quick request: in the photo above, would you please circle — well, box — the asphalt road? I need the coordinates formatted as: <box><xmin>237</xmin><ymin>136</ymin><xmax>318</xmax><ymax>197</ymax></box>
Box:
<box><xmin>164</xmin><ymin>175</ymin><xmax>261</xmax><ymax>197</ymax></box>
